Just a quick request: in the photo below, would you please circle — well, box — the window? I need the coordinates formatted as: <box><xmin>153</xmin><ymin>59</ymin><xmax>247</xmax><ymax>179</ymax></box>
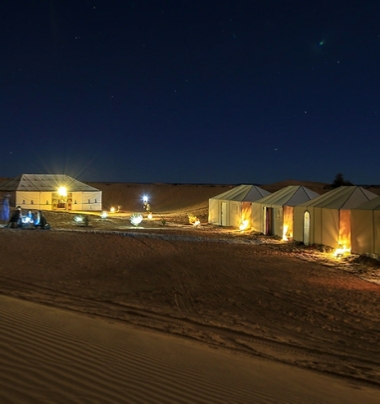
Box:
<box><xmin>31</xmin><ymin>200</ymin><xmax>34</xmax><ymax>204</ymax></box>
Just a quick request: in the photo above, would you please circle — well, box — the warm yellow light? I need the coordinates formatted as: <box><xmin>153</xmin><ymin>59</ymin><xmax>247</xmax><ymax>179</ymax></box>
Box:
<box><xmin>282</xmin><ymin>224</ymin><xmax>289</xmax><ymax>241</ymax></box>
<box><xmin>148</xmin><ymin>212</ymin><xmax>153</xmax><ymax>220</ymax></box>
<box><xmin>239</xmin><ymin>220</ymin><xmax>249</xmax><ymax>231</ymax></box>
<box><xmin>333</xmin><ymin>244</ymin><xmax>351</xmax><ymax>258</ymax></box>
<box><xmin>58</xmin><ymin>186</ymin><xmax>67</xmax><ymax>197</ymax></box>
<box><xmin>282</xmin><ymin>225</ymin><xmax>293</xmax><ymax>241</ymax></box>
<box><xmin>110</xmin><ymin>207</ymin><xmax>115</xmax><ymax>213</ymax></box>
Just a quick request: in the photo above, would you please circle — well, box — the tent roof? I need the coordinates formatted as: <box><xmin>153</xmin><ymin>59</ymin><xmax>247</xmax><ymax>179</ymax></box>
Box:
<box><xmin>253</xmin><ymin>186</ymin><xmax>319</xmax><ymax>207</ymax></box>
<box><xmin>295</xmin><ymin>186</ymin><xmax>377</xmax><ymax>209</ymax></box>
<box><xmin>0</xmin><ymin>174</ymin><xmax>100</xmax><ymax>192</ymax></box>
<box><xmin>352</xmin><ymin>195</ymin><xmax>380</xmax><ymax>210</ymax></box>
<box><xmin>210</xmin><ymin>184</ymin><xmax>271</xmax><ymax>202</ymax></box>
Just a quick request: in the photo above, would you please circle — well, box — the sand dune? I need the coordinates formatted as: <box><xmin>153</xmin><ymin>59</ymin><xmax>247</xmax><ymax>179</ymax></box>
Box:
<box><xmin>1</xmin><ymin>295</ymin><xmax>380</xmax><ymax>403</ymax></box>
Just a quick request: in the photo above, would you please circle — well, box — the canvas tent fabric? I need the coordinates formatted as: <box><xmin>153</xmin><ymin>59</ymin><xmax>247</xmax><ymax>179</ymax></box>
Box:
<box><xmin>208</xmin><ymin>184</ymin><xmax>271</xmax><ymax>227</ymax></box>
<box><xmin>251</xmin><ymin>186</ymin><xmax>320</xmax><ymax>239</ymax></box>
<box><xmin>351</xmin><ymin>196</ymin><xmax>380</xmax><ymax>259</ymax></box>
<box><xmin>0</xmin><ymin>174</ymin><xmax>102</xmax><ymax>211</ymax></box>
<box><xmin>293</xmin><ymin>186</ymin><xmax>378</xmax><ymax>250</ymax></box>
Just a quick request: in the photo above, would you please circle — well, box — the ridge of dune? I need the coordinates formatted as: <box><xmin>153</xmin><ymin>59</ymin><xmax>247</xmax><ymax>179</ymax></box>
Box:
<box><xmin>2</xmin><ymin>295</ymin><xmax>380</xmax><ymax>404</ymax></box>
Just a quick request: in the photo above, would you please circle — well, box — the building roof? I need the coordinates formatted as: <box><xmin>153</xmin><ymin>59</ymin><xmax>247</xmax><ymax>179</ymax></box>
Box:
<box><xmin>295</xmin><ymin>186</ymin><xmax>377</xmax><ymax>209</ymax></box>
<box><xmin>253</xmin><ymin>185</ymin><xmax>319</xmax><ymax>207</ymax></box>
<box><xmin>0</xmin><ymin>174</ymin><xmax>100</xmax><ymax>192</ymax></box>
<box><xmin>210</xmin><ymin>184</ymin><xmax>271</xmax><ymax>202</ymax></box>
<box><xmin>352</xmin><ymin>195</ymin><xmax>380</xmax><ymax>210</ymax></box>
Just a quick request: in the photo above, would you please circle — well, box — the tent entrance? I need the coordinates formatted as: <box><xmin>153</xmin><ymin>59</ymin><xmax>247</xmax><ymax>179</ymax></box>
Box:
<box><xmin>303</xmin><ymin>211</ymin><xmax>310</xmax><ymax>245</ymax></box>
<box><xmin>264</xmin><ymin>207</ymin><xmax>273</xmax><ymax>235</ymax></box>
<box><xmin>221</xmin><ymin>202</ymin><xmax>227</xmax><ymax>226</ymax></box>
<box><xmin>52</xmin><ymin>192</ymin><xmax>73</xmax><ymax>211</ymax></box>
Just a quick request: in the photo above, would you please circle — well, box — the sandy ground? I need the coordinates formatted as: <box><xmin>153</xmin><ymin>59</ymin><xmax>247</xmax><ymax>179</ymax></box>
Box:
<box><xmin>1</xmin><ymin>295</ymin><xmax>380</xmax><ymax>404</ymax></box>
<box><xmin>1</xmin><ymin>182</ymin><xmax>380</xmax><ymax>402</ymax></box>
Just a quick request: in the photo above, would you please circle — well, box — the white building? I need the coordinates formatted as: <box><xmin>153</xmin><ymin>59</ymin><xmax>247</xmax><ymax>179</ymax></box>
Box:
<box><xmin>0</xmin><ymin>174</ymin><xmax>102</xmax><ymax>211</ymax></box>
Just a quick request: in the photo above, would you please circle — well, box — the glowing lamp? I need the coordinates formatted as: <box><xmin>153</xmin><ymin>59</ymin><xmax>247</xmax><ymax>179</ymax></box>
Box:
<box><xmin>100</xmin><ymin>211</ymin><xmax>108</xmax><ymax>219</ymax></box>
<box><xmin>58</xmin><ymin>186</ymin><xmax>67</xmax><ymax>197</ymax></box>
<box><xmin>110</xmin><ymin>207</ymin><xmax>116</xmax><ymax>213</ymax></box>
<box><xmin>239</xmin><ymin>220</ymin><xmax>249</xmax><ymax>231</ymax></box>
<box><xmin>282</xmin><ymin>225</ymin><xmax>289</xmax><ymax>241</ymax></box>
<box><xmin>333</xmin><ymin>245</ymin><xmax>351</xmax><ymax>258</ymax></box>
<box><xmin>74</xmin><ymin>215</ymin><xmax>83</xmax><ymax>223</ymax></box>
<box><xmin>130</xmin><ymin>213</ymin><xmax>143</xmax><ymax>226</ymax></box>
<box><xmin>148</xmin><ymin>212</ymin><xmax>153</xmax><ymax>220</ymax></box>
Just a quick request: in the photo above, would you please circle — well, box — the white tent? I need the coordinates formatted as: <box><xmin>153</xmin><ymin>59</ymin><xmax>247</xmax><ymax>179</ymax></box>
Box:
<box><xmin>0</xmin><ymin>174</ymin><xmax>102</xmax><ymax>211</ymax></box>
<box><xmin>251</xmin><ymin>186</ymin><xmax>320</xmax><ymax>239</ymax></box>
<box><xmin>208</xmin><ymin>184</ymin><xmax>271</xmax><ymax>228</ymax></box>
<box><xmin>293</xmin><ymin>186</ymin><xmax>377</xmax><ymax>250</ymax></box>
<box><xmin>351</xmin><ymin>196</ymin><xmax>380</xmax><ymax>260</ymax></box>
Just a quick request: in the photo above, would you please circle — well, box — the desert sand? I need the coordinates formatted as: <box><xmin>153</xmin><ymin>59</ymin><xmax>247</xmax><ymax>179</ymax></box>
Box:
<box><xmin>1</xmin><ymin>181</ymin><xmax>380</xmax><ymax>403</ymax></box>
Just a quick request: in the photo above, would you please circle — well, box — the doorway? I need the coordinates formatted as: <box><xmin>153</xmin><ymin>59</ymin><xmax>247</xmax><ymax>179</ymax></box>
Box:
<box><xmin>264</xmin><ymin>207</ymin><xmax>273</xmax><ymax>235</ymax></box>
<box><xmin>221</xmin><ymin>202</ymin><xmax>227</xmax><ymax>226</ymax></box>
<box><xmin>303</xmin><ymin>211</ymin><xmax>310</xmax><ymax>245</ymax></box>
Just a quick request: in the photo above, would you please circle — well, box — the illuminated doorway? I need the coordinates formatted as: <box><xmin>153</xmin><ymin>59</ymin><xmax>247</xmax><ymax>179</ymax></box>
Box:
<box><xmin>221</xmin><ymin>202</ymin><xmax>227</xmax><ymax>226</ymax></box>
<box><xmin>303</xmin><ymin>211</ymin><xmax>310</xmax><ymax>245</ymax></box>
<box><xmin>52</xmin><ymin>192</ymin><xmax>73</xmax><ymax>210</ymax></box>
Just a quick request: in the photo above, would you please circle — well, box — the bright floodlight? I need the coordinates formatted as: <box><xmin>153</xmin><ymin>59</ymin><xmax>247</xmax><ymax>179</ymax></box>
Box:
<box><xmin>58</xmin><ymin>186</ymin><xmax>67</xmax><ymax>197</ymax></box>
<box><xmin>74</xmin><ymin>215</ymin><xmax>83</xmax><ymax>223</ymax></box>
<box><xmin>142</xmin><ymin>195</ymin><xmax>148</xmax><ymax>203</ymax></box>
<box><xmin>130</xmin><ymin>213</ymin><xmax>143</xmax><ymax>226</ymax></box>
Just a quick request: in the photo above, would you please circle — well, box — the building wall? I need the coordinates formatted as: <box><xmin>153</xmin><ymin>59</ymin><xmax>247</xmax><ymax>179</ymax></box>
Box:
<box><xmin>251</xmin><ymin>202</ymin><xmax>263</xmax><ymax>232</ymax></box>
<box><xmin>208</xmin><ymin>199</ymin><xmax>221</xmax><ymax>225</ymax></box>
<box><xmin>272</xmin><ymin>205</ymin><xmax>283</xmax><ymax>237</ymax></box>
<box><xmin>16</xmin><ymin>191</ymin><xmax>52</xmax><ymax>210</ymax></box>
<box><xmin>72</xmin><ymin>191</ymin><xmax>102</xmax><ymax>211</ymax></box>
<box><xmin>209</xmin><ymin>199</ymin><xmax>242</xmax><ymax>227</ymax></box>
<box><xmin>319</xmin><ymin>208</ymin><xmax>340</xmax><ymax>249</ymax></box>
<box><xmin>351</xmin><ymin>210</ymin><xmax>372</xmax><ymax>256</ymax></box>
<box><xmin>15</xmin><ymin>191</ymin><xmax>101</xmax><ymax>211</ymax></box>
<box><xmin>293</xmin><ymin>205</ymin><xmax>307</xmax><ymax>243</ymax></box>
<box><xmin>351</xmin><ymin>210</ymin><xmax>380</xmax><ymax>259</ymax></box>
<box><xmin>229</xmin><ymin>201</ymin><xmax>242</xmax><ymax>228</ymax></box>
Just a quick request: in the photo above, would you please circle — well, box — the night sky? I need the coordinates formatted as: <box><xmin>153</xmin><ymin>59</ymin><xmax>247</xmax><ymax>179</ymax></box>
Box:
<box><xmin>1</xmin><ymin>1</ymin><xmax>380</xmax><ymax>185</ymax></box>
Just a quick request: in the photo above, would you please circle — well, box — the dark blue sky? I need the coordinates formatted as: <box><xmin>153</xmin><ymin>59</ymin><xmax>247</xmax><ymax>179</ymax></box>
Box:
<box><xmin>1</xmin><ymin>1</ymin><xmax>379</xmax><ymax>185</ymax></box>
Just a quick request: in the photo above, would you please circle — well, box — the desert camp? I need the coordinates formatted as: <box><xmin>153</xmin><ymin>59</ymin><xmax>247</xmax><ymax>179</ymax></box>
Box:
<box><xmin>1</xmin><ymin>176</ymin><xmax>380</xmax><ymax>403</ymax></box>
<box><xmin>2</xmin><ymin>176</ymin><xmax>380</xmax><ymax>260</ymax></box>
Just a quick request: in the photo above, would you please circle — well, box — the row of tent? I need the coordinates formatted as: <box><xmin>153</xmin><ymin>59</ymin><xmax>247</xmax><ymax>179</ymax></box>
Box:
<box><xmin>208</xmin><ymin>184</ymin><xmax>380</xmax><ymax>260</ymax></box>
